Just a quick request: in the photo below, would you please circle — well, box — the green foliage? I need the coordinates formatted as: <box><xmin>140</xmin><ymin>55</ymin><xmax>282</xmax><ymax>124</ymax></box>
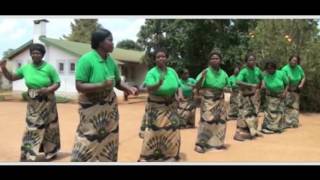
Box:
<box><xmin>137</xmin><ymin>19</ymin><xmax>256</xmax><ymax>77</ymax></box>
<box><xmin>248</xmin><ymin>19</ymin><xmax>320</xmax><ymax>112</ymax></box>
<box><xmin>137</xmin><ymin>19</ymin><xmax>320</xmax><ymax>112</ymax></box>
<box><xmin>116</xmin><ymin>39</ymin><xmax>144</xmax><ymax>51</ymax></box>
<box><xmin>63</xmin><ymin>19</ymin><xmax>102</xmax><ymax>43</ymax></box>
<box><xmin>2</xmin><ymin>48</ymin><xmax>14</xmax><ymax>59</ymax></box>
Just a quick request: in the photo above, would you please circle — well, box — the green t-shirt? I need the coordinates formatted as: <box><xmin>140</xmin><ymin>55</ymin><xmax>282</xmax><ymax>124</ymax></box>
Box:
<box><xmin>196</xmin><ymin>67</ymin><xmax>229</xmax><ymax>90</ymax></box>
<box><xmin>281</xmin><ymin>64</ymin><xmax>305</xmax><ymax>86</ymax></box>
<box><xmin>236</xmin><ymin>66</ymin><xmax>263</xmax><ymax>85</ymax></box>
<box><xmin>228</xmin><ymin>74</ymin><xmax>238</xmax><ymax>89</ymax></box>
<box><xmin>263</xmin><ymin>70</ymin><xmax>288</xmax><ymax>93</ymax></box>
<box><xmin>75</xmin><ymin>50</ymin><xmax>121</xmax><ymax>88</ymax></box>
<box><xmin>180</xmin><ymin>78</ymin><xmax>196</xmax><ymax>97</ymax></box>
<box><xmin>15</xmin><ymin>61</ymin><xmax>60</xmax><ymax>89</ymax></box>
<box><xmin>144</xmin><ymin>66</ymin><xmax>181</xmax><ymax>97</ymax></box>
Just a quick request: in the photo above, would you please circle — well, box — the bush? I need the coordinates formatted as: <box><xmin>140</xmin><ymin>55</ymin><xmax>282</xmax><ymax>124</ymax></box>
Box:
<box><xmin>300</xmin><ymin>73</ymin><xmax>320</xmax><ymax>112</ymax></box>
<box><xmin>21</xmin><ymin>92</ymin><xmax>70</xmax><ymax>103</ymax></box>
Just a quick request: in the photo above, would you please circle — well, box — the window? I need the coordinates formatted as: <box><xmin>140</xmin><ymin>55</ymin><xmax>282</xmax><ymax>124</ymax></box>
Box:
<box><xmin>70</xmin><ymin>62</ymin><xmax>75</xmax><ymax>73</ymax></box>
<box><xmin>59</xmin><ymin>63</ymin><xmax>64</xmax><ymax>72</ymax></box>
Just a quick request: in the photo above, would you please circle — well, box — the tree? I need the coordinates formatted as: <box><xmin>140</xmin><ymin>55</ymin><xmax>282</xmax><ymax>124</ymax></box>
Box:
<box><xmin>2</xmin><ymin>48</ymin><xmax>14</xmax><ymax>59</ymax></box>
<box><xmin>137</xmin><ymin>19</ymin><xmax>320</xmax><ymax>112</ymax></box>
<box><xmin>63</xmin><ymin>19</ymin><xmax>102</xmax><ymax>43</ymax></box>
<box><xmin>248</xmin><ymin>19</ymin><xmax>320</xmax><ymax>112</ymax></box>
<box><xmin>137</xmin><ymin>19</ymin><xmax>257</xmax><ymax>76</ymax></box>
<box><xmin>248</xmin><ymin>19</ymin><xmax>318</xmax><ymax>65</ymax></box>
<box><xmin>116</xmin><ymin>39</ymin><xmax>144</xmax><ymax>51</ymax></box>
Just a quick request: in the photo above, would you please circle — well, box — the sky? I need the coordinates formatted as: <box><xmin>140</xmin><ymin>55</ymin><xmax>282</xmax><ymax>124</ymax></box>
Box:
<box><xmin>0</xmin><ymin>17</ymin><xmax>146</xmax><ymax>58</ymax></box>
<box><xmin>1</xmin><ymin>16</ymin><xmax>320</xmax><ymax>59</ymax></box>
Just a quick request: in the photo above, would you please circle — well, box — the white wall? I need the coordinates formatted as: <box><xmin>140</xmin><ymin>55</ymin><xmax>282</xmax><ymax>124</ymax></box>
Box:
<box><xmin>10</xmin><ymin>45</ymin><xmax>124</xmax><ymax>97</ymax></box>
<box><xmin>0</xmin><ymin>76</ymin><xmax>11</xmax><ymax>90</ymax></box>
<box><xmin>10</xmin><ymin>50</ymin><xmax>30</xmax><ymax>92</ymax></box>
<box><xmin>46</xmin><ymin>45</ymin><xmax>78</xmax><ymax>93</ymax></box>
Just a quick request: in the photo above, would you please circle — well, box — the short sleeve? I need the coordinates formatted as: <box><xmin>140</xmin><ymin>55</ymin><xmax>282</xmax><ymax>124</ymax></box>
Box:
<box><xmin>15</xmin><ymin>66</ymin><xmax>24</xmax><ymax>78</ymax></box>
<box><xmin>49</xmin><ymin>65</ymin><xmax>60</xmax><ymax>84</ymax></box>
<box><xmin>195</xmin><ymin>71</ymin><xmax>204</xmax><ymax>87</ymax></box>
<box><xmin>189</xmin><ymin>78</ymin><xmax>196</xmax><ymax>85</ymax></box>
<box><xmin>282</xmin><ymin>71</ymin><xmax>289</xmax><ymax>86</ymax></box>
<box><xmin>113</xmin><ymin>60</ymin><xmax>121</xmax><ymax>82</ymax></box>
<box><xmin>75</xmin><ymin>57</ymin><xmax>91</xmax><ymax>82</ymax></box>
<box><xmin>227</xmin><ymin>76</ymin><xmax>233</xmax><ymax>88</ymax></box>
<box><xmin>144</xmin><ymin>71</ymin><xmax>157</xmax><ymax>86</ymax></box>
<box><xmin>173</xmin><ymin>70</ymin><xmax>181</xmax><ymax>88</ymax></box>
<box><xmin>299</xmin><ymin>66</ymin><xmax>305</xmax><ymax>78</ymax></box>
<box><xmin>258</xmin><ymin>68</ymin><xmax>263</xmax><ymax>81</ymax></box>
<box><xmin>236</xmin><ymin>69</ymin><xmax>245</xmax><ymax>82</ymax></box>
<box><xmin>225</xmin><ymin>73</ymin><xmax>229</xmax><ymax>86</ymax></box>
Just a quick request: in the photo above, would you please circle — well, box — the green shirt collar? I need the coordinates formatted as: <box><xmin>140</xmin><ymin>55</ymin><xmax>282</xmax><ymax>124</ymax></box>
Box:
<box><xmin>31</xmin><ymin>60</ymin><xmax>46</xmax><ymax>69</ymax></box>
<box><xmin>156</xmin><ymin>66</ymin><xmax>168</xmax><ymax>73</ymax></box>
<box><xmin>245</xmin><ymin>65</ymin><xmax>256</xmax><ymax>70</ymax></box>
<box><xmin>209</xmin><ymin>66</ymin><xmax>221</xmax><ymax>74</ymax></box>
<box><xmin>93</xmin><ymin>50</ymin><xmax>110</xmax><ymax>62</ymax></box>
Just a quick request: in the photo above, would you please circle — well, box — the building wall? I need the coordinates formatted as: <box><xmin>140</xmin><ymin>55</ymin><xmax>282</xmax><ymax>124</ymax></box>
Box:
<box><xmin>133</xmin><ymin>63</ymin><xmax>147</xmax><ymax>86</ymax></box>
<box><xmin>0</xmin><ymin>75</ymin><xmax>11</xmax><ymax>90</ymax></box>
<box><xmin>46</xmin><ymin>45</ymin><xmax>78</xmax><ymax>93</ymax></box>
<box><xmin>10</xmin><ymin>50</ymin><xmax>30</xmax><ymax>92</ymax></box>
<box><xmin>122</xmin><ymin>62</ymin><xmax>147</xmax><ymax>86</ymax></box>
<box><xmin>10</xmin><ymin>45</ymin><xmax>124</xmax><ymax>97</ymax></box>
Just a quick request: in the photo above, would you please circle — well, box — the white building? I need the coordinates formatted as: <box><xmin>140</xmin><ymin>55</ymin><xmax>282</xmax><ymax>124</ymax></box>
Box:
<box><xmin>3</xmin><ymin>19</ymin><xmax>147</xmax><ymax>97</ymax></box>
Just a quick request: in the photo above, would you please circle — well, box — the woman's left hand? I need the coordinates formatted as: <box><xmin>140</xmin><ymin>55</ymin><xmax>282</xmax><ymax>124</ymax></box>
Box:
<box><xmin>37</xmin><ymin>87</ymin><xmax>50</xmax><ymax>95</ymax></box>
<box><xmin>126</xmin><ymin>86</ymin><xmax>138</xmax><ymax>96</ymax></box>
<box><xmin>177</xmin><ymin>95</ymin><xmax>185</xmax><ymax>102</ymax></box>
<box><xmin>281</xmin><ymin>91</ymin><xmax>287</xmax><ymax>99</ymax></box>
<box><xmin>298</xmin><ymin>83</ymin><xmax>304</xmax><ymax>89</ymax></box>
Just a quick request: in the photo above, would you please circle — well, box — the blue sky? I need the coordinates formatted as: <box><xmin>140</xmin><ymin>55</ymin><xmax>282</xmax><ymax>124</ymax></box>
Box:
<box><xmin>0</xmin><ymin>17</ymin><xmax>146</xmax><ymax>58</ymax></box>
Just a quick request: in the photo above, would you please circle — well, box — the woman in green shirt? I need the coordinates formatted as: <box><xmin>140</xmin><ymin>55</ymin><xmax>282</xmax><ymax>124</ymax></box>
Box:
<box><xmin>71</xmin><ymin>29</ymin><xmax>138</xmax><ymax>162</ymax></box>
<box><xmin>233</xmin><ymin>53</ymin><xmax>263</xmax><ymax>141</ymax></box>
<box><xmin>261</xmin><ymin>61</ymin><xmax>288</xmax><ymax>134</ymax></box>
<box><xmin>281</xmin><ymin>55</ymin><xmax>305</xmax><ymax>128</ymax></box>
<box><xmin>227</xmin><ymin>66</ymin><xmax>240</xmax><ymax>119</ymax></box>
<box><xmin>0</xmin><ymin>43</ymin><xmax>61</xmax><ymax>161</ymax></box>
<box><xmin>138</xmin><ymin>48</ymin><xmax>183</xmax><ymax>162</ymax></box>
<box><xmin>194</xmin><ymin>51</ymin><xmax>229</xmax><ymax>153</ymax></box>
<box><xmin>177</xmin><ymin>69</ymin><xmax>197</xmax><ymax>129</ymax></box>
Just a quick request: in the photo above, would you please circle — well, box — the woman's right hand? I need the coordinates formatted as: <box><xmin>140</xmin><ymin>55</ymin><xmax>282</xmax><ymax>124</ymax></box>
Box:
<box><xmin>201</xmin><ymin>69</ymin><xmax>207</xmax><ymax>79</ymax></box>
<box><xmin>37</xmin><ymin>87</ymin><xmax>50</xmax><ymax>96</ymax></box>
<box><xmin>158</xmin><ymin>78</ymin><xmax>164</xmax><ymax>86</ymax></box>
<box><xmin>281</xmin><ymin>91</ymin><xmax>287</xmax><ymax>99</ymax></box>
<box><xmin>158</xmin><ymin>73</ymin><xmax>165</xmax><ymax>86</ymax></box>
<box><xmin>101</xmin><ymin>79</ymin><xmax>113</xmax><ymax>89</ymax></box>
<box><xmin>0</xmin><ymin>60</ymin><xmax>7</xmax><ymax>68</ymax></box>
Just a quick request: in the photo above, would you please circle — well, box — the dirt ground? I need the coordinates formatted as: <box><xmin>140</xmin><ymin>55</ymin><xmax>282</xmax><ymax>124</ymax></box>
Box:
<box><xmin>0</xmin><ymin>96</ymin><xmax>320</xmax><ymax>163</ymax></box>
